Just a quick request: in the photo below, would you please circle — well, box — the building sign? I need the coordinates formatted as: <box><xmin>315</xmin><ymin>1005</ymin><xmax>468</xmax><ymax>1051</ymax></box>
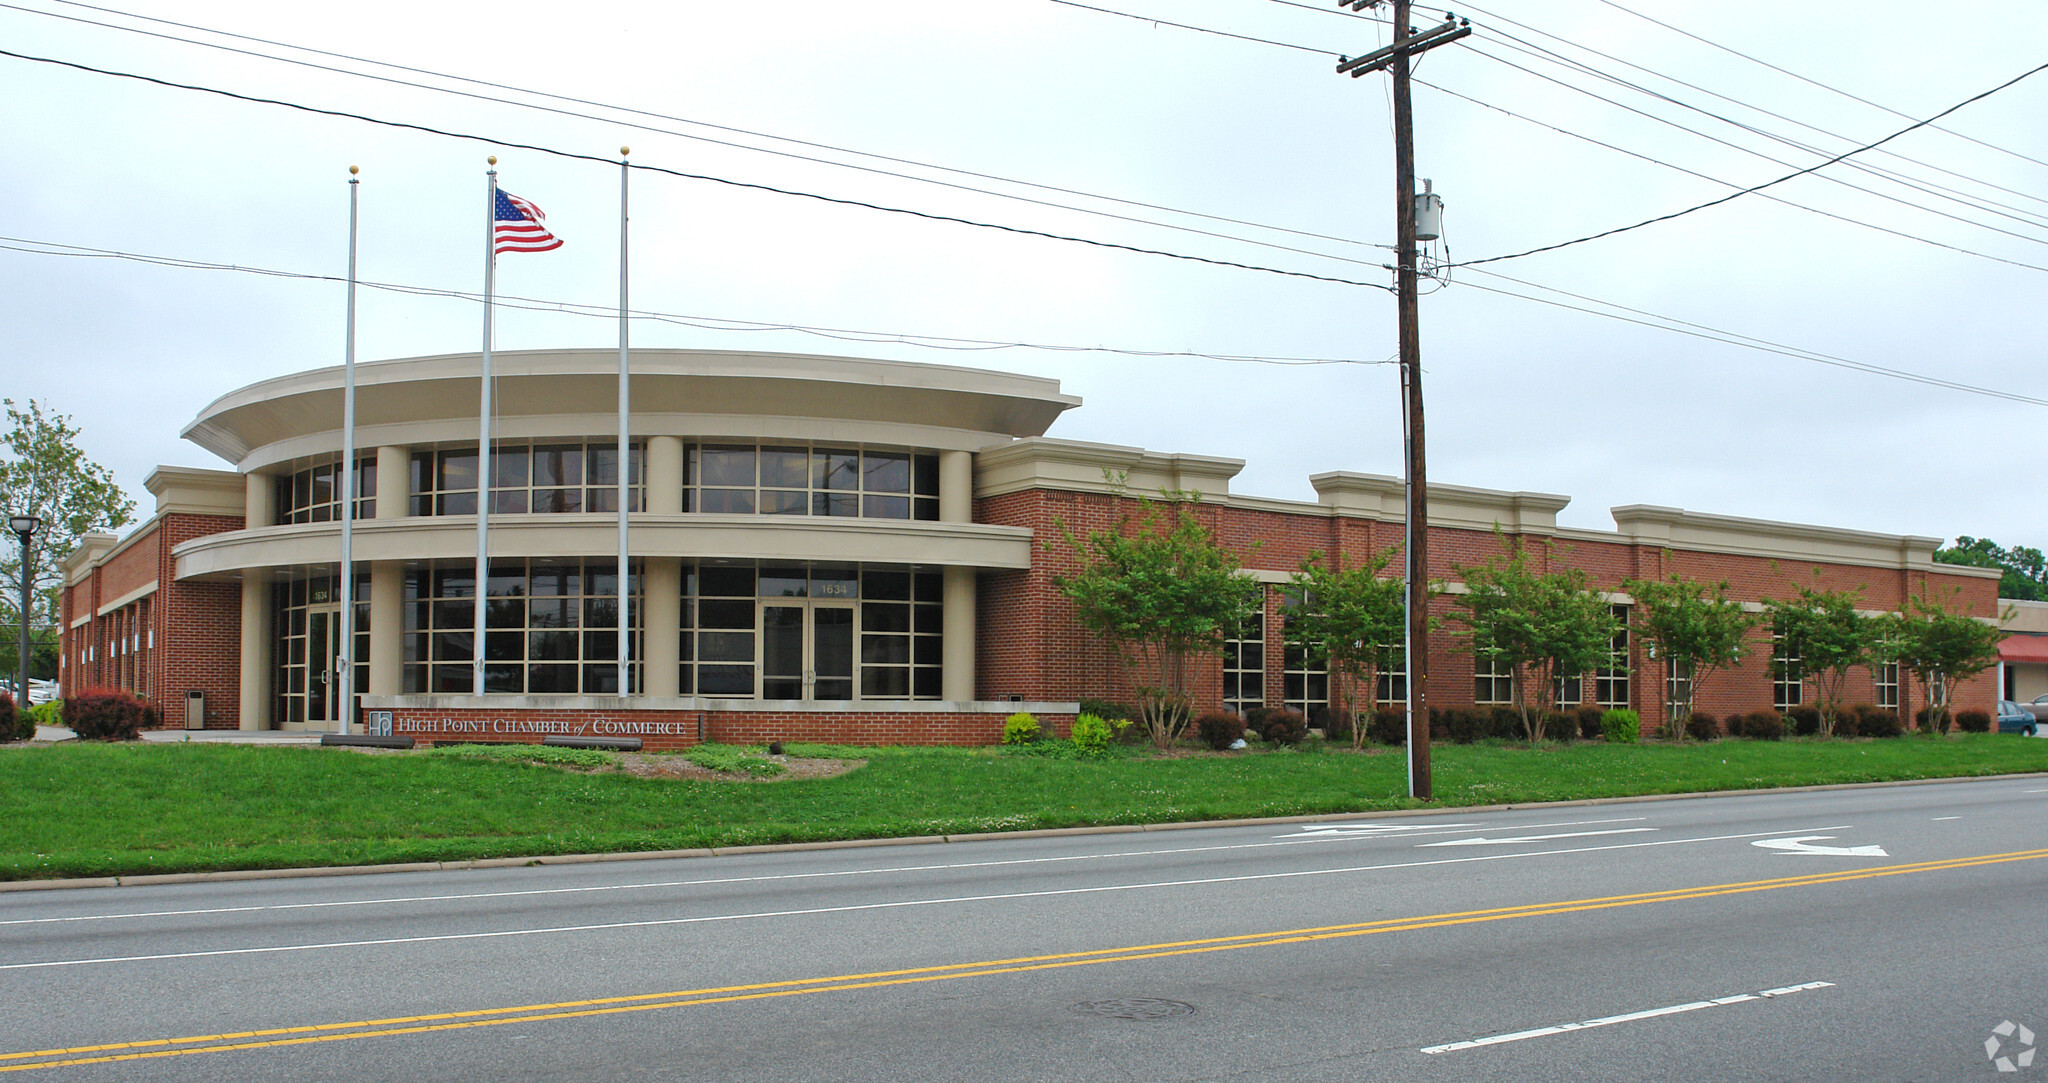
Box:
<box><xmin>393</xmin><ymin>715</ymin><xmax>697</xmax><ymax>737</ymax></box>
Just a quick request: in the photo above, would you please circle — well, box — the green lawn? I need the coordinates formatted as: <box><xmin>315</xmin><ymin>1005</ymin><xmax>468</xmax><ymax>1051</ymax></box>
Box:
<box><xmin>1</xmin><ymin>735</ymin><xmax>2043</xmax><ymax>881</ymax></box>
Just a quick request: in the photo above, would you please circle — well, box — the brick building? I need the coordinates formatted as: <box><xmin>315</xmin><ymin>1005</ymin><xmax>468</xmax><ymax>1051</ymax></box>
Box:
<box><xmin>59</xmin><ymin>348</ymin><xmax>1999</xmax><ymax>747</ymax></box>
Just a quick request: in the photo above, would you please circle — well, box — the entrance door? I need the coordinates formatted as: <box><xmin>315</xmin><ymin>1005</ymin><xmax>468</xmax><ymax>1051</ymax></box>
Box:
<box><xmin>287</xmin><ymin>604</ymin><xmax>344</xmax><ymax>730</ymax></box>
<box><xmin>760</xmin><ymin>603</ymin><xmax>855</xmax><ymax>700</ymax></box>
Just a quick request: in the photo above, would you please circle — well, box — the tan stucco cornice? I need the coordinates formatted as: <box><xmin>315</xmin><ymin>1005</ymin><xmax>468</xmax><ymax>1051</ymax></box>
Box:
<box><xmin>1609</xmin><ymin>504</ymin><xmax>1956</xmax><ymax>573</ymax></box>
<box><xmin>62</xmin><ymin>533</ymin><xmax>119</xmax><ymax>585</ymax></box>
<box><xmin>182</xmin><ymin>349</ymin><xmax>1080</xmax><ymax>471</ymax></box>
<box><xmin>1310</xmin><ymin>472</ymin><xmax>1571</xmax><ymax>534</ymax></box>
<box><xmin>144</xmin><ymin>466</ymin><xmax>246</xmax><ymax>518</ymax></box>
<box><xmin>170</xmin><ymin>515</ymin><xmax>1036</xmax><ymax>580</ymax></box>
<box><xmin>973</xmin><ymin>438</ymin><xmax>1244</xmax><ymax>502</ymax></box>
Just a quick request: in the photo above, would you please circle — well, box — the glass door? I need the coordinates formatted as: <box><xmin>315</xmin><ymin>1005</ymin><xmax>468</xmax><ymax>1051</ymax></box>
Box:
<box><xmin>302</xmin><ymin>605</ymin><xmax>342</xmax><ymax>727</ymax></box>
<box><xmin>759</xmin><ymin>603</ymin><xmax>855</xmax><ymax>700</ymax></box>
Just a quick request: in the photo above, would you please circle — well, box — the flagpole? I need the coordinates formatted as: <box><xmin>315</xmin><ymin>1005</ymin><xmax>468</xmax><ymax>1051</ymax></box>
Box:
<box><xmin>617</xmin><ymin>147</ymin><xmax>631</xmax><ymax>697</ymax></box>
<box><xmin>338</xmin><ymin>164</ymin><xmax>360</xmax><ymax>734</ymax></box>
<box><xmin>476</xmin><ymin>158</ymin><xmax>498</xmax><ymax>695</ymax></box>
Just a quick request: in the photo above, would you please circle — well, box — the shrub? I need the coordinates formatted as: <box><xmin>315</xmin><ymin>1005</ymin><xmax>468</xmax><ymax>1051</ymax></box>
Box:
<box><xmin>1001</xmin><ymin>712</ymin><xmax>1041</xmax><ymax>745</ymax></box>
<box><xmin>1956</xmin><ymin>709</ymin><xmax>1992</xmax><ymax>734</ymax></box>
<box><xmin>1833</xmin><ymin>706</ymin><xmax>1864</xmax><ymax>738</ymax></box>
<box><xmin>1194</xmin><ymin>711</ymin><xmax>1247</xmax><ymax>751</ymax></box>
<box><xmin>63</xmin><ymin>688</ymin><xmax>158</xmax><ymax>741</ymax></box>
<box><xmin>27</xmin><ymin>701</ymin><xmax>60</xmax><ymax>730</ymax></box>
<box><xmin>1730</xmin><ymin>710</ymin><xmax>1784</xmax><ymax>741</ymax></box>
<box><xmin>1258</xmin><ymin>708</ymin><xmax>1308</xmax><ymax>747</ymax></box>
<box><xmin>0</xmin><ymin>693</ymin><xmax>28</xmax><ymax>743</ymax></box>
<box><xmin>1078</xmin><ymin>698</ymin><xmax>1133</xmax><ymax>724</ymax></box>
<box><xmin>1684</xmin><ymin>712</ymin><xmax>1720</xmax><ymax>742</ymax></box>
<box><xmin>1545</xmin><ymin>711</ymin><xmax>1575</xmax><ymax>743</ymax></box>
<box><xmin>1600</xmin><ymin>708</ymin><xmax>1641</xmax><ymax>744</ymax></box>
<box><xmin>1786</xmin><ymin>706</ymin><xmax>1822</xmax><ymax>737</ymax></box>
<box><xmin>1312</xmin><ymin>706</ymin><xmax>1353</xmax><ymax>743</ymax></box>
<box><xmin>1433</xmin><ymin>704</ymin><xmax>1482</xmax><ymax>737</ymax></box>
<box><xmin>1487</xmin><ymin>705</ymin><xmax>1524</xmax><ymax>740</ymax></box>
<box><xmin>1573</xmin><ymin>707</ymin><xmax>1605</xmax><ymax>741</ymax></box>
<box><xmin>1368</xmin><ymin>707</ymin><xmax>1407</xmax><ymax>746</ymax></box>
<box><xmin>1071</xmin><ymin>712</ymin><xmax>1125</xmax><ymax>756</ymax></box>
<box><xmin>1852</xmin><ymin>704</ymin><xmax>1903</xmax><ymax>739</ymax></box>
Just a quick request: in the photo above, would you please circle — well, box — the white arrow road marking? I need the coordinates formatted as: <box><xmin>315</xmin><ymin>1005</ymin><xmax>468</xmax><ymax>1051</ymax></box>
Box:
<box><xmin>1422</xmin><ymin>982</ymin><xmax>1834</xmax><ymax>1054</ymax></box>
<box><xmin>1419</xmin><ymin>828</ymin><xmax>1657</xmax><ymax>847</ymax></box>
<box><xmin>1752</xmin><ymin>836</ymin><xmax>1888</xmax><ymax>857</ymax></box>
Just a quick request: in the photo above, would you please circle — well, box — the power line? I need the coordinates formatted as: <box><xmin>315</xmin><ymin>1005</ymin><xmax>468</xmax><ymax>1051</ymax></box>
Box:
<box><xmin>1459</xmin><ymin>42</ymin><xmax>2048</xmax><ymax>251</ymax></box>
<box><xmin>0</xmin><ymin>46</ymin><xmax>1396</xmax><ymax>293</ymax></box>
<box><xmin>1452</xmin><ymin>58</ymin><xmax>2048</xmax><ymax>268</ymax></box>
<box><xmin>1456</xmin><ymin>266</ymin><xmax>2048</xmax><ymax>407</ymax></box>
<box><xmin>1039</xmin><ymin>0</ymin><xmax>1333</xmax><ymax>54</ymax></box>
<box><xmin>0</xmin><ymin>234</ymin><xmax>1390</xmax><ymax>368</ymax></box>
<box><xmin>1456</xmin><ymin>1</ymin><xmax>2048</xmax><ymax>220</ymax></box>
<box><xmin>1415</xmin><ymin>77</ymin><xmax>2048</xmax><ymax>276</ymax></box>
<box><xmin>1585</xmin><ymin>0</ymin><xmax>2048</xmax><ymax>173</ymax></box>
<box><xmin>6</xmin><ymin>0</ymin><xmax>1393</xmax><ymax>264</ymax></box>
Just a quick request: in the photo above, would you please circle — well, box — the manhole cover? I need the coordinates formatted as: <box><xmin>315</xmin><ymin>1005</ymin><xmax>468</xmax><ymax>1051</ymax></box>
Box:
<box><xmin>1070</xmin><ymin>998</ymin><xmax>1197</xmax><ymax>1020</ymax></box>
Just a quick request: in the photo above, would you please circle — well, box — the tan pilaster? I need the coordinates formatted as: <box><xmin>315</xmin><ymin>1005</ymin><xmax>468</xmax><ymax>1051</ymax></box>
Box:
<box><xmin>376</xmin><ymin>445</ymin><xmax>411</xmax><ymax>518</ymax></box>
<box><xmin>646</xmin><ymin>435</ymin><xmax>684</xmax><ymax>514</ymax></box>
<box><xmin>643</xmin><ymin>557</ymin><xmax>682</xmax><ymax>697</ymax></box>
<box><xmin>237</xmin><ymin>569</ymin><xmax>272</xmax><ymax>730</ymax></box>
<box><xmin>939</xmin><ymin>450</ymin><xmax>972</xmax><ymax>524</ymax></box>
<box><xmin>942</xmin><ymin>564</ymin><xmax>976</xmax><ymax>701</ymax></box>
<box><xmin>368</xmin><ymin>561</ymin><xmax>403</xmax><ymax>695</ymax></box>
<box><xmin>243</xmin><ymin>469</ymin><xmax>274</xmax><ymax>529</ymax></box>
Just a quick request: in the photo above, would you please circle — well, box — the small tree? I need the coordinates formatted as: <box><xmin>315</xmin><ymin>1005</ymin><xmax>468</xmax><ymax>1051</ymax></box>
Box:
<box><xmin>1284</xmin><ymin>548</ymin><xmax>1408</xmax><ymax>749</ymax></box>
<box><xmin>0</xmin><ymin>399</ymin><xmax>136</xmax><ymax>678</ymax></box>
<box><xmin>1053</xmin><ymin>491</ymin><xmax>1261</xmax><ymax>748</ymax></box>
<box><xmin>1451</xmin><ymin>541</ymin><xmax>1620</xmax><ymax>741</ymax></box>
<box><xmin>1878</xmin><ymin>593</ymin><xmax>2006</xmax><ymax>736</ymax></box>
<box><xmin>1761</xmin><ymin>583</ymin><xmax>1871</xmax><ymax>738</ymax></box>
<box><xmin>1623</xmin><ymin>573</ymin><xmax>1758</xmax><ymax>740</ymax></box>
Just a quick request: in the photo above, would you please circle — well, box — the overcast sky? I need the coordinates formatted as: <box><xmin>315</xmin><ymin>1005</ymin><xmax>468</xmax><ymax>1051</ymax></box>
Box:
<box><xmin>3</xmin><ymin>1</ymin><xmax>2044</xmax><ymax>550</ymax></box>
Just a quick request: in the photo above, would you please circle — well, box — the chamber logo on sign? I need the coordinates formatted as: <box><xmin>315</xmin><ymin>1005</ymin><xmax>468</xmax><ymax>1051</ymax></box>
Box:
<box><xmin>1988</xmin><ymin>1020</ymin><xmax>2037</xmax><ymax>1073</ymax></box>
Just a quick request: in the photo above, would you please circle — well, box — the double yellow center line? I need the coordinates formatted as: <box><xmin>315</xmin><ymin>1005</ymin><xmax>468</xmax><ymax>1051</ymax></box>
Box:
<box><xmin>5</xmin><ymin>847</ymin><xmax>2042</xmax><ymax>1073</ymax></box>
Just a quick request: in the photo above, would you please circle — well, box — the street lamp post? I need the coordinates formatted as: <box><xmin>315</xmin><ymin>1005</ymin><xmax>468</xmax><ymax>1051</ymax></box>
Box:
<box><xmin>8</xmin><ymin>514</ymin><xmax>39</xmax><ymax>710</ymax></box>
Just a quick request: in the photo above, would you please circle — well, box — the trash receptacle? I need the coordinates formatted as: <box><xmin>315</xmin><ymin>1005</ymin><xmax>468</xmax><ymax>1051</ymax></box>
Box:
<box><xmin>184</xmin><ymin>690</ymin><xmax>204</xmax><ymax>730</ymax></box>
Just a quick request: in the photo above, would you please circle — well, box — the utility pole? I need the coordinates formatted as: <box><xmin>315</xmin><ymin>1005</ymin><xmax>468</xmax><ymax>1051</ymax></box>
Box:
<box><xmin>1336</xmin><ymin>1</ymin><xmax>1469</xmax><ymax>800</ymax></box>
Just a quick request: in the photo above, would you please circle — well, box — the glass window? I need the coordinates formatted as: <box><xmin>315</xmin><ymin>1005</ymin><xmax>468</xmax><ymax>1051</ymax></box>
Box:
<box><xmin>402</xmin><ymin>559</ymin><xmax>640</xmax><ymax>695</ymax></box>
<box><xmin>1474</xmin><ymin>650</ymin><xmax>1513</xmax><ymax>704</ymax></box>
<box><xmin>1772</xmin><ymin>625</ymin><xmax>1803</xmax><ymax>710</ymax></box>
<box><xmin>1223</xmin><ymin>608</ymin><xmax>1265</xmax><ymax>716</ymax></box>
<box><xmin>680</xmin><ymin>443</ymin><xmax>939</xmax><ymax>520</ymax></box>
<box><xmin>1596</xmin><ymin>604</ymin><xmax>1630</xmax><ymax>710</ymax></box>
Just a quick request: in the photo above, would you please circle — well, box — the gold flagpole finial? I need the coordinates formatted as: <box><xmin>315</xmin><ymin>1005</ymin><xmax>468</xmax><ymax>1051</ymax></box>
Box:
<box><xmin>349</xmin><ymin>164</ymin><xmax>359</xmax><ymax>176</ymax></box>
<box><xmin>487</xmin><ymin>155</ymin><xmax>498</xmax><ymax>166</ymax></box>
<box><xmin>620</xmin><ymin>146</ymin><xmax>630</xmax><ymax>157</ymax></box>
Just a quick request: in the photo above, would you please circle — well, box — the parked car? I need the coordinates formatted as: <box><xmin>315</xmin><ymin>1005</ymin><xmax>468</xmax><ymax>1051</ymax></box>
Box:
<box><xmin>1999</xmin><ymin>700</ymin><xmax>2037</xmax><ymax>736</ymax></box>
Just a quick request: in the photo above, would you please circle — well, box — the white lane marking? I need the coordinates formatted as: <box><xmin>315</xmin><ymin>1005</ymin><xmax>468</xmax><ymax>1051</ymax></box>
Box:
<box><xmin>1752</xmin><ymin>836</ymin><xmax>1888</xmax><ymax>857</ymax></box>
<box><xmin>1281</xmin><ymin>816</ymin><xmax>1646</xmax><ymax>840</ymax></box>
<box><xmin>0</xmin><ymin>827</ymin><xmax>1856</xmax><ymax>972</ymax></box>
<box><xmin>0</xmin><ymin>818</ymin><xmax>1636</xmax><ymax>929</ymax></box>
<box><xmin>1933</xmin><ymin>816</ymin><xmax>1961</xmax><ymax>821</ymax></box>
<box><xmin>1421</xmin><ymin>981</ymin><xmax>1834</xmax><ymax>1054</ymax></box>
<box><xmin>1419</xmin><ymin>828</ymin><xmax>1657</xmax><ymax>847</ymax></box>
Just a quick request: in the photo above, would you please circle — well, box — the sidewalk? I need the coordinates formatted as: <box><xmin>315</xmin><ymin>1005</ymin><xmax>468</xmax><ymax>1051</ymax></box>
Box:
<box><xmin>34</xmin><ymin>726</ymin><xmax>323</xmax><ymax>746</ymax></box>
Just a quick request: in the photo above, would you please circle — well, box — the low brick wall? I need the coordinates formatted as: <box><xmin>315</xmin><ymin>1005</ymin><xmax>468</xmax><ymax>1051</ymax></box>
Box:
<box><xmin>363</xmin><ymin>697</ymin><xmax>1075</xmax><ymax>751</ymax></box>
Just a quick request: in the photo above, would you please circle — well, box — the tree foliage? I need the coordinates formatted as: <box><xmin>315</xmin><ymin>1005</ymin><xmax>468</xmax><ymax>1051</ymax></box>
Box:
<box><xmin>1451</xmin><ymin>540</ymin><xmax>1620</xmax><ymax>741</ymax></box>
<box><xmin>1284</xmin><ymin>547</ymin><xmax>1408</xmax><ymax>749</ymax></box>
<box><xmin>1933</xmin><ymin>536</ymin><xmax>2048</xmax><ymax>602</ymax></box>
<box><xmin>1873</xmin><ymin>593</ymin><xmax>2007</xmax><ymax>736</ymax></box>
<box><xmin>1622</xmin><ymin>572</ymin><xmax>1758</xmax><ymax>739</ymax></box>
<box><xmin>0</xmin><ymin>399</ymin><xmax>136</xmax><ymax>666</ymax></box>
<box><xmin>1053</xmin><ymin>491</ymin><xmax>1261</xmax><ymax>749</ymax></box>
<box><xmin>1761</xmin><ymin>582</ymin><xmax>1871</xmax><ymax>738</ymax></box>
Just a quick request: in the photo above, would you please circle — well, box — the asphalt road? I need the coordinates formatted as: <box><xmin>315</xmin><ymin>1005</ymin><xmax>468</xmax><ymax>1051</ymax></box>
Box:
<box><xmin>2</xmin><ymin>777</ymin><xmax>2045</xmax><ymax>1081</ymax></box>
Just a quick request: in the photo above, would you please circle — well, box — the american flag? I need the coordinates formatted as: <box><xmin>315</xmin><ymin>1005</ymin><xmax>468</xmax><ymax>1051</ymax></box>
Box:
<box><xmin>494</xmin><ymin>189</ymin><xmax>562</xmax><ymax>254</ymax></box>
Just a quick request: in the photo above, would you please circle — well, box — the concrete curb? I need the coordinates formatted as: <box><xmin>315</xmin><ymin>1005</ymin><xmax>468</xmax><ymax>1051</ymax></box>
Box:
<box><xmin>4</xmin><ymin>770</ymin><xmax>2043</xmax><ymax>894</ymax></box>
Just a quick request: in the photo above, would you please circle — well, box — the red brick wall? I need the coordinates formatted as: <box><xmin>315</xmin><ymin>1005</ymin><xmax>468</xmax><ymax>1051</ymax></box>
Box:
<box><xmin>974</xmin><ymin>489</ymin><xmax>2000</xmax><ymax>733</ymax></box>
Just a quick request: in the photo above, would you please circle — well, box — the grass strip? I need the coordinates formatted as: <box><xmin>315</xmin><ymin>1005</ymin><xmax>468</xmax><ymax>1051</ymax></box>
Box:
<box><xmin>0</xmin><ymin>735</ymin><xmax>2041</xmax><ymax>880</ymax></box>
